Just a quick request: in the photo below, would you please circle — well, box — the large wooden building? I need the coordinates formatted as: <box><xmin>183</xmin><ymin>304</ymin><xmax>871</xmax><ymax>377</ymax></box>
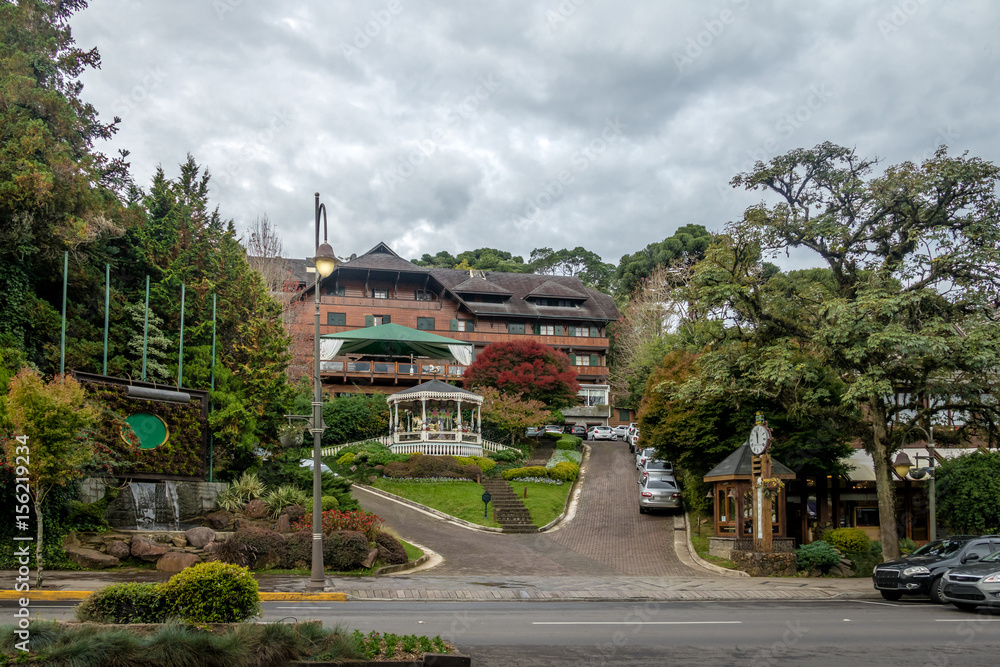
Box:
<box><xmin>286</xmin><ymin>243</ymin><xmax>621</xmax><ymax>426</ymax></box>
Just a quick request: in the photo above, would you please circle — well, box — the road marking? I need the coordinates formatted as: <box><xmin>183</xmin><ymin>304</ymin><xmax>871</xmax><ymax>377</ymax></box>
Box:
<box><xmin>532</xmin><ymin>621</ymin><xmax>743</xmax><ymax>626</ymax></box>
<box><xmin>274</xmin><ymin>606</ymin><xmax>336</xmax><ymax>610</ymax></box>
<box><xmin>935</xmin><ymin>618</ymin><xmax>1000</xmax><ymax>622</ymax></box>
<box><xmin>843</xmin><ymin>600</ymin><xmax>903</xmax><ymax>607</ymax></box>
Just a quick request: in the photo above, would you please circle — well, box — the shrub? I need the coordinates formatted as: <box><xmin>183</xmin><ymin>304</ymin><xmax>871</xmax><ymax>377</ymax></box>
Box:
<box><xmin>899</xmin><ymin>537</ymin><xmax>918</xmax><ymax>555</ymax></box>
<box><xmin>460</xmin><ymin>463</ymin><xmax>483</xmax><ymax>480</ymax></box>
<box><xmin>556</xmin><ymin>435</ymin><xmax>582</xmax><ymax>450</ymax></box>
<box><xmin>794</xmin><ymin>541</ymin><xmax>842</xmax><ymax>573</ymax></box>
<box><xmin>216</xmin><ymin>471</ymin><xmax>268</xmax><ymax>511</ymax></box>
<box><xmin>284</xmin><ymin>530</ymin><xmax>312</xmax><ymax>569</ymax></box>
<box><xmin>336</xmin><ymin>452</ymin><xmax>355</xmax><ymax>466</ymax></box>
<box><xmin>75</xmin><ymin>582</ymin><xmax>167</xmax><ymax>624</ymax></box>
<box><xmin>374</xmin><ymin>531</ymin><xmax>408</xmax><ymax>565</ymax></box>
<box><xmin>824</xmin><ymin>528</ymin><xmax>870</xmax><ymax>554</ymax></box>
<box><xmin>214</xmin><ymin>527</ymin><xmax>287</xmax><ymax>569</ymax></box>
<box><xmin>382</xmin><ymin>460</ymin><xmax>411</xmax><ymax>478</ymax></box>
<box><xmin>489</xmin><ymin>448</ymin><xmax>523</xmax><ymax>463</ymax></box>
<box><xmin>547</xmin><ymin>449</ymin><xmax>582</xmax><ymax>466</ymax></box>
<box><xmin>501</xmin><ymin>466</ymin><xmax>550</xmax><ymax>480</ymax></box>
<box><xmin>291</xmin><ymin>509</ymin><xmax>385</xmax><ymax>542</ymax></box>
<box><xmin>470</xmin><ymin>456</ymin><xmax>496</xmax><ymax>473</ymax></box>
<box><xmin>160</xmin><ymin>561</ymin><xmax>261</xmax><ymax>623</ymax></box>
<box><xmin>848</xmin><ymin>541</ymin><xmax>883</xmax><ymax>578</ymax></box>
<box><xmin>321</xmin><ymin>495</ymin><xmax>340</xmax><ymax>511</ymax></box>
<box><xmin>548</xmin><ymin>461</ymin><xmax>580</xmax><ymax>482</ymax></box>
<box><xmin>264</xmin><ymin>485</ymin><xmax>311</xmax><ymax>519</ymax></box>
<box><xmin>324</xmin><ymin>531</ymin><xmax>370</xmax><ymax>571</ymax></box>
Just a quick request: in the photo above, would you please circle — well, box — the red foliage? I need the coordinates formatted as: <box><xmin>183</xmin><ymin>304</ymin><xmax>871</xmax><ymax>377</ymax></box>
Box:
<box><xmin>463</xmin><ymin>340</ymin><xmax>580</xmax><ymax>408</ymax></box>
<box><xmin>290</xmin><ymin>509</ymin><xmax>384</xmax><ymax>542</ymax></box>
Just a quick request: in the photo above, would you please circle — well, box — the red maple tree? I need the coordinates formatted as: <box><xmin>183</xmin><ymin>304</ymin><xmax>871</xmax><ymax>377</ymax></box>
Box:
<box><xmin>463</xmin><ymin>340</ymin><xmax>580</xmax><ymax>408</ymax></box>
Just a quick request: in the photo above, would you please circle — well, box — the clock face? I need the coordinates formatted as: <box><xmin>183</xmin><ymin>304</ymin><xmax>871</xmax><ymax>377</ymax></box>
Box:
<box><xmin>749</xmin><ymin>425</ymin><xmax>770</xmax><ymax>455</ymax></box>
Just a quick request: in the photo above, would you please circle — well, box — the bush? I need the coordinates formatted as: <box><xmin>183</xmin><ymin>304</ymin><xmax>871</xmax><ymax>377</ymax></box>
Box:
<box><xmin>824</xmin><ymin>528</ymin><xmax>871</xmax><ymax>554</ymax></box>
<box><xmin>324</xmin><ymin>531</ymin><xmax>371</xmax><ymax>571</ymax></box>
<box><xmin>374</xmin><ymin>531</ymin><xmax>408</xmax><ymax>565</ymax></box>
<box><xmin>794</xmin><ymin>541</ymin><xmax>842</xmax><ymax>573</ymax></box>
<box><xmin>291</xmin><ymin>509</ymin><xmax>385</xmax><ymax>542</ymax></box>
<box><xmin>263</xmin><ymin>485</ymin><xmax>311</xmax><ymax>519</ymax></box>
<box><xmin>470</xmin><ymin>456</ymin><xmax>496</xmax><ymax>473</ymax></box>
<box><xmin>160</xmin><ymin>561</ymin><xmax>261</xmax><ymax>623</ymax></box>
<box><xmin>848</xmin><ymin>541</ymin><xmax>883</xmax><ymax>578</ymax></box>
<box><xmin>556</xmin><ymin>435</ymin><xmax>582</xmax><ymax>450</ymax></box>
<box><xmin>214</xmin><ymin>527</ymin><xmax>287</xmax><ymax>569</ymax></box>
<box><xmin>75</xmin><ymin>582</ymin><xmax>167</xmax><ymax>624</ymax></box>
<box><xmin>489</xmin><ymin>448</ymin><xmax>523</xmax><ymax>463</ymax></box>
<box><xmin>501</xmin><ymin>466</ymin><xmax>550</xmax><ymax>480</ymax></box>
<box><xmin>899</xmin><ymin>537</ymin><xmax>918</xmax><ymax>555</ymax></box>
<box><xmin>284</xmin><ymin>530</ymin><xmax>312</xmax><ymax>569</ymax></box>
<box><xmin>321</xmin><ymin>495</ymin><xmax>340</xmax><ymax>511</ymax></box>
<box><xmin>460</xmin><ymin>463</ymin><xmax>483</xmax><ymax>480</ymax></box>
<box><xmin>548</xmin><ymin>461</ymin><xmax>579</xmax><ymax>482</ymax></box>
<box><xmin>336</xmin><ymin>452</ymin><xmax>355</xmax><ymax>466</ymax></box>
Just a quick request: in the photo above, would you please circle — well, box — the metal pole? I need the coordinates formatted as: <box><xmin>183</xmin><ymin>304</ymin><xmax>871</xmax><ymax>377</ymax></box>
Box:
<box><xmin>178</xmin><ymin>283</ymin><xmax>185</xmax><ymax>387</ymax></box>
<box><xmin>209</xmin><ymin>293</ymin><xmax>216</xmax><ymax>483</ymax></box>
<box><xmin>309</xmin><ymin>195</ymin><xmax>326</xmax><ymax>591</ymax></box>
<box><xmin>141</xmin><ymin>275</ymin><xmax>150</xmax><ymax>381</ymax></box>
<box><xmin>103</xmin><ymin>263</ymin><xmax>110</xmax><ymax>375</ymax></box>
<box><xmin>928</xmin><ymin>427</ymin><xmax>936</xmax><ymax>542</ymax></box>
<box><xmin>60</xmin><ymin>251</ymin><xmax>68</xmax><ymax>376</ymax></box>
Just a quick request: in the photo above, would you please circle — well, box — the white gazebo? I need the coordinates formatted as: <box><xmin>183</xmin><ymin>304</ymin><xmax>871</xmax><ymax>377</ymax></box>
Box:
<box><xmin>386</xmin><ymin>380</ymin><xmax>485</xmax><ymax>456</ymax></box>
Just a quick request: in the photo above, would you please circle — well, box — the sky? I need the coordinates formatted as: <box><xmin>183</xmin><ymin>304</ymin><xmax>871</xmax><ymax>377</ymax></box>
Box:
<box><xmin>70</xmin><ymin>0</ymin><xmax>1000</xmax><ymax>269</ymax></box>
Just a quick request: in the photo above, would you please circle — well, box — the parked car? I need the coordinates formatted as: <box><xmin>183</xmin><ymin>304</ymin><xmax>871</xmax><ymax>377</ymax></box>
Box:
<box><xmin>635</xmin><ymin>447</ymin><xmax>657</xmax><ymax>469</ymax></box>
<box><xmin>612</xmin><ymin>424</ymin><xmax>629</xmax><ymax>438</ymax></box>
<box><xmin>940</xmin><ymin>547</ymin><xmax>1000</xmax><ymax>611</ymax></box>
<box><xmin>640</xmin><ymin>459</ymin><xmax>674</xmax><ymax>481</ymax></box>
<box><xmin>588</xmin><ymin>425</ymin><xmax>617</xmax><ymax>441</ymax></box>
<box><xmin>569</xmin><ymin>425</ymin><xmax>588</xmax><ymax>437</ymax></box>
<box><xmin>872</xmin><ymin>535</ymin><xmax>1000</xmax><ymax>602</ymax></box>
<box><xmin>627</xmin><ymin>428</ymin><xmax>641</xmax><ymax>453</ymax></box>
<box><xmin>638</xmin><ymin>475</ymin><xmax>682</xmax><ymax>514</ymax></box>
<box><xmin>525</xmin><ymin>426</ymin><xmax>543</xmax><ymax>438</ymax></box>
<box><xmin>543</xmin><ymin>424</ymin><xmax>564</xmax><ymax>435</ymax></box>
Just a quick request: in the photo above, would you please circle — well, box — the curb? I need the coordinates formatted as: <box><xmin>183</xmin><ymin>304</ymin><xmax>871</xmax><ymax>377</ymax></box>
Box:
<box><xmin>682</xmin><ymin>512</ymin><xmax>749</xmax><ymax>578</ymax></box>
<box><xmin>372</xmin><ymin>553</ymin><xmax>431</xmax><ymax>576</ymax></box>
<box><xmin>538</xmin><ymin>443</ymin><xmax>588</xmax><ymax>533</ymax></box>
<box><xmin>0</xmin><ymin>591</ymin><xmax>349</xmax><ymax>602</ymax></box>
<box><xmin>354</xmin><ymin>484</ymin><xmax>503</xmax><ymax>533</ymax></box>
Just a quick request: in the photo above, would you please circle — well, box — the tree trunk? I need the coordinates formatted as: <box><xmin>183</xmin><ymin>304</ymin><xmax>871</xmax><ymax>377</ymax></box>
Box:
<box><xmin>33</xmin><ymin>497</ymin><xmax>44</xmax><ymax>589</ymax></box>
<box><xmin>868</xmin><ymin>399</ymin><xmax>900</xmax><ymax>561</ymax></box>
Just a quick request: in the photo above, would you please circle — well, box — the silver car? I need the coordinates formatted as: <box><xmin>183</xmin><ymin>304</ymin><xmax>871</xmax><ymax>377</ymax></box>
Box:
<box><xmin>638</xmin><ymin>476</ymin><xmax>682</xmax><ymax>514</ymax></box>
<box><xmin>640</xmin><ymin>459</ymin><xmax>674</xmax><ymax>482</ymax></box>
<box><xmin>635</xmin><ymin>447</ymin><xmax>657</xmax><ymax>469</ymax></box>
<box><xmin>940</xmin><ymin>549</ymin><xmax>1000</xmax><ymax>611</ymax></box>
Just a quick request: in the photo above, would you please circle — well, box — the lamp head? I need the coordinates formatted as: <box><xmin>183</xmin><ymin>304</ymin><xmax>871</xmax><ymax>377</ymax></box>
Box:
<box><xmin>893</xmin><ymin>452</ymin><xmax>913</xmax><ymax>479</ymax></box>
<box><xmin>909</xmin><ymin>466</ymin><xmax>929</xmax><ymax>480</ymax></box>
<box><xmin>314</xmin><ymin>242</ymin><xmax>337</xmax><ymax>277</ymax></box>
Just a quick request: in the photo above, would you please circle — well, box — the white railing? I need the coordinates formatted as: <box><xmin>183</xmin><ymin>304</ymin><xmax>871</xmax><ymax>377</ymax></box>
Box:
<box><xmin>320</xmin><ymin>435</ymin><xmax>393</xmax><ymax>458</ymax></box>
<box><xmin>320</xmin><ymin>435</ymin><xmax>519</xmax><ymax>458</ymax></box>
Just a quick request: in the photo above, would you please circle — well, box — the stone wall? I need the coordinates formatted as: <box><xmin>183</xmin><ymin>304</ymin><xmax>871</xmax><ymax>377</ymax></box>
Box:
<box><xmin>730</xmin><ymin>550</ymin><xmax>796</xmax><ymax>577</ymax></box>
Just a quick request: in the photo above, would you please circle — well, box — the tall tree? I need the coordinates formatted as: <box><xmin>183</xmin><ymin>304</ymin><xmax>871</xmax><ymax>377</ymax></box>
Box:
<box><xmin>615</xmin><ymin>224</ymin><xmax>714</xmax><ymax>298</ymax></box>
<box><xmin>478</xmin><ymin>387</ymin><xmax>551</xmax><ymax>447</ymax></box>
<box><xmin>683</xmin><ymin>144</ymin><xmax>1000</xmax><ymax>559</ymax></box>
<box><xmin>463</xmin><ymin>340</ymin><xmax>580</xmax><ymax>409</ymax></box>
<box><xmin>529</xmin><ymin>247</ymin><xmax>615</xmax><ymax>292</ymax></box>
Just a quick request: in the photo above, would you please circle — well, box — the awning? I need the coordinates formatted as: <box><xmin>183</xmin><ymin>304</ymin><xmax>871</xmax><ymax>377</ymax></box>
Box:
<box><xmin>320</xmin><ymin>323</ymin><xmax>473</xmax><ymax>364</ymax></box>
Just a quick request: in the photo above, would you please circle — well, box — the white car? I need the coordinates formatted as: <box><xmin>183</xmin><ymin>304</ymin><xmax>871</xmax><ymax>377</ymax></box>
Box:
<box><xmin>635</xmin><ymin>447</ymin><xmax>657</xmax><ymax>469</ymax></box>
<box><xmin>587</xmin><ymin>425</ymin><xmax>617</xmax><ymax>441</ymax></box>
<box><xmin>612</xmin><ymin>424</ymin><xmax>629</xmax><ymax>438</ymax></box>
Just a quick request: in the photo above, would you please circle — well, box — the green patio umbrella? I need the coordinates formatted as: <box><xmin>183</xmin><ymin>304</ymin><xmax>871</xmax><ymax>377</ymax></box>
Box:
<box><xmin>320</xmin><ymin>323</ymin><xmax>473</xmax><ymax>364</ymax></box>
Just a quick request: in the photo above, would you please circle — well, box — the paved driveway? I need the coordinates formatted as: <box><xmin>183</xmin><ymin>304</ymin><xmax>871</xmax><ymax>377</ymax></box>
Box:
<box><xmin>355</xmin><ymin>441</ymin><xmax>710</xmax><ymax>577</ymax></box>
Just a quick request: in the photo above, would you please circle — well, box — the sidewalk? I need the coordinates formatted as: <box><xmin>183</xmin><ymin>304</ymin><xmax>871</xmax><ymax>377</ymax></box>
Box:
<box><xmin>1</xmin><ymin>569</ymin><xmax>882</xmax><ymax>603</ymax></box>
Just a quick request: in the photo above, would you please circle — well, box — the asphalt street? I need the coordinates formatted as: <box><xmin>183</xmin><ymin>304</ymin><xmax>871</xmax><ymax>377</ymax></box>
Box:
<box><xmin>8</xmin><ymin>599</ymin><xmax>999</xmax><ymax>666</ymax></box>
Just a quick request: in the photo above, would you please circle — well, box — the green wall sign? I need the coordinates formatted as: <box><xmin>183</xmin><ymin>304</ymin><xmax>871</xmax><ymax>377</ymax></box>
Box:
<box><xmin>123</xmin><ymin>413</ymin><xmax>169</xmax><ymax>450</ymax></box>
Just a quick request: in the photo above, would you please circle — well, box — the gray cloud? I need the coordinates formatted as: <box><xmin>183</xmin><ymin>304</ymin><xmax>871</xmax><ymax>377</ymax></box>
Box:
<box><xmin>72</xmin><ymin>0</ymin><xmax>1000</xmax><ymax>269</ymax></box>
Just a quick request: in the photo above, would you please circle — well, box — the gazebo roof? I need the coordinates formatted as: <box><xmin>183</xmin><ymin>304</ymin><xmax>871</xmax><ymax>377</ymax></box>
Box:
<box><xmin>386</xmin><ymin>379</ymin><xmax>483</xmax><ymax>405</ymax></box>
<box><xmin>702</xmin><ymin>442</ymin><xmax>797</xmax><ymax>482</ymax></box>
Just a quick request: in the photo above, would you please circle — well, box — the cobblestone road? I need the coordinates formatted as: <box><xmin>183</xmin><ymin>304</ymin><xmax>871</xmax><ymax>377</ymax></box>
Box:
<box><xmin>355</xmin><ymin>441</ymin><xmax>708</xmax><ymax>577</ymax></box>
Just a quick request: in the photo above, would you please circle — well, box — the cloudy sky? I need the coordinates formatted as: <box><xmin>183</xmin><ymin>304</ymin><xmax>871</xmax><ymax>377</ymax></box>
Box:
<box><xmin>70</xmin><ymin>0</ymin><xmax>999</xmax><ymax>268</ymax></box>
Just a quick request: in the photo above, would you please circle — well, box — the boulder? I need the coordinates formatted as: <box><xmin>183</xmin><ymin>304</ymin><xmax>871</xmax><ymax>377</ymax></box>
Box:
<box><xmin>361</xmin><ymin>548</ymin><xmax>379</xmax><ymax>569</ymax></box>
<box><xmin>274</xmin><ymin>515</ymin><xmax>292</xmax><ymax>533</ymax></box>
<box><xmin>131</xmin><ymin>535</ymin><xmax>169</xmax><ymax>562</ymax></box>
<box><xmin>204</xmin><ymin>511</ymin><xmax>231</xmax><ymax>530</ymax></box>
<box><xmin>65</xmin><ymin>546</ymin><xmax>119</xmax><ymax>569</ymax></box>
<box><xmin>279</xmin><ymin>504</ymin><xmax>306</xmax><ymax>523</ymax></box>
<box><xmin>170</xmin><ymin>536</ymin><xmax>187</xmax><ymax>548</ymax></box>
<box><xmin>156</xmin><ymin>551</ymin><xmax>201</xmax><ymax>573</ymax></box>
<box><xmin>184</xmin><ymin>526</ymin><xmax>215</xmax><ymax>548</ymax></box>
<box><xmin>202</xmin><ymin>541</ymin><xmax>222</xmax><ymax>554</ymax></box>
<box><xmin>244</xmin><ymin>499</ymin><xmax>268</xmax><ymax>519</ymax></box>
<box><xmin>62</xmin><ymin>531</ymin><xmax>81</xmax><ymax>549</ymax></box>
<box><xmin>105</xmin><ymin>540</ymin><xmax>131</xmax><ymax>560</ymax></box>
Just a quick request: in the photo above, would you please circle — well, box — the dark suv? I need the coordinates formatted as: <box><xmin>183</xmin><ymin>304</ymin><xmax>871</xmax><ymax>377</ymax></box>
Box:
<box><xmin>872</xmin><ymin>535</ymin><xmax>1000</xmax><ymax>602</ymax></box>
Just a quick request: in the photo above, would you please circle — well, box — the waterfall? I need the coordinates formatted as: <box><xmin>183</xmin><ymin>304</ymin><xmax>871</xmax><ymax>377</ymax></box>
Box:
<box><xmin>130</xmin><ymin>482</ymin><xmax>158</xmax><ymax>529</ymax></box>
<box><xmin>128</xmin><ymin>482</ymin><xmax>181</xmax><ymax>530</ymax></box>
<box><xmin>163</xmin><ymin>481</ymin><xmax>181</xmax><ymax>529</ymax></box>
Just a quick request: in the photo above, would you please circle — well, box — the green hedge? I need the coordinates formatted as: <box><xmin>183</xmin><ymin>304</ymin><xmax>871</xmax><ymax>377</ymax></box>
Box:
<box><xmin>501</xmin><ymin>466</ymin><xmax>550</xmax><ymax>480</ymax></box>
<box><xmin>548</xmin><ymin>461</ymin><xmax>579</xmax><ymax>482</ymax></box>
<box><xmin>76</xmin><ymin>583</ymin><xmax>167</xmax><ymax>624</ymax></box>
<box><xmin>556</xmin><ymin>435</ymin><xmax>582</xmax><ymax>450</ymax></box>
<box><xmin>160</xmin><ymin>562</ymin><xmax>261</xmax><ymax>623</ymax></box>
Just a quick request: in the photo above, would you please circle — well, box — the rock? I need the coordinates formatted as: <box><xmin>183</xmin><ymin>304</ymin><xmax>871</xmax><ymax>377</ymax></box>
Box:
<box><xmin>156</xmin><ymin>551</ymin><xmax>201</xmax><ymax>573</ymax></box>
<box><xmin>279</xmin><ymin>504</ymin><xmax>306</xmax><ymax>523</ymax></box>
<box><xmin>65</xmin><ymin>546</ymin><xmax>119</xmax><ymax>569</ymax></box>
<box><xmin>361</xmin><ymin>548</ymin><xmax>379</xmax><ymax>569</ymax></box>
<box><xmin>171</xmin><ymin>536</ymin><xmax>187</xmax><ymax>548</ymax></box>
<box><xmin>62</xmin><ymin>531</ymin><xmax>81</xmax><ymax>549</ymax></box>
<box><xmin>244</xmin><ymin>499</ymin><xmax>268</xmax><ymax>519</ymax></box>
<box><xmin>131</xmin><ymin>535</ymin><xmax>169</xmax><ymax>561</ymax></box>
<box><xmin>204</xmin><ymin>511</ymin><xmax>231</xmax><ymax>530</ymax></box>
<box><xmin>202</xmin><ymin>541</ymin><xmax>222</xmax><ymax>554</ymax></box>
<box><xmin>105</xmin><ymin>541</ymin><xmax>131</xmax><ymax>559</ymax></box>
<box><xmin>184</xmin><ymin>526</ymin><xmax>215</xmax><ymax>548</ymax></box>
<box><xmin>274</xmin><ymin>515</ymin><xmax>292</xmax><ymax>533</ymax></box>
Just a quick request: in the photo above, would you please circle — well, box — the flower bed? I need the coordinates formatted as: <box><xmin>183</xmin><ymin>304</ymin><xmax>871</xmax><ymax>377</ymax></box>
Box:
<box><xmin>290</xmin><ymin>509</ymin><xmax>384</xmax><ymax>542</ymax></box>
<box><xmin>546</xmin><ymin>449</ymin><xmax>582</xmax><ymax>466</ymax></box>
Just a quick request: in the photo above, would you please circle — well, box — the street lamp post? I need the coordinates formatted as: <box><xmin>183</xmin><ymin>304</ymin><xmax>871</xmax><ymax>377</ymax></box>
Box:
<box><xmin>308</xmin><ymin>193</ymin><xmax>338</xmax><ymax>591</ymax></box>
<box><xmin>891</xmin><ymin>425</ymin><xmax>937</xmax><ymax>542</ymax></box>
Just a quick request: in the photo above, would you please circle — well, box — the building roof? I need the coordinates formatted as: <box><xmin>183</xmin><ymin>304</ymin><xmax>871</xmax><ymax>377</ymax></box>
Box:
<box><xmin>451</xmin><ymin>275</ymin><xmax>513</xmax><ymax>296</ymax></box>
<box><xmin>703</xmin><ymin>443</ymin><xmax>797</xmax><ymax>481</ymax></box>
<box><xmin>525</xmin><ymin>279</ymin><xmax>589</xmax><ymax>300</ymax></box>
<box><xmin>387</xmin><ymin>379</ymin><xmax>483</xmax><ymax>404</ymax></box>
<box><xmin>336</xmin><ymin>242</ymin><xmax>429</xmax><ymax>273</ymax></box>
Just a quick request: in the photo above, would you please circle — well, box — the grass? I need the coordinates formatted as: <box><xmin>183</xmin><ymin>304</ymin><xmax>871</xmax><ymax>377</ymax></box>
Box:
<box><xmin>370</xmin><ymin>479</ymin><xmax>501</xmax><ymax>528</ymax></box>
<box><xmin>511</xmin><ymin>481</ymin><xmax>573</xmax><ymax>527</ymax></box>
<box><xmin>687</xmin><ymin>512</ymin><xmax>738</xmax><ymax>569</ymax></box>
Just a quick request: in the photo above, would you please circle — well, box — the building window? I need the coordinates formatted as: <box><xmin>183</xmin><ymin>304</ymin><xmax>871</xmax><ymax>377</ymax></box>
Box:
<box><xmin>539</xmin><ymin>324</ymin><xmax>554</xmax><ymax>335</ymax></box>
<box><xmin>366</xmin><ymin>314</ymin><xmax>391</xmax><ymax>326</ymax></box>
<box><xmin>415</xmin><ymin>289</ymin><xmax>434</xmax><ymax>301</ymax></box>
<box><xmin>417</xmin><ymin>317</ymin><xmax>435</xmax><ymax>331</ymax></box>
<box><xmin>619</xmin><ymin>409</ymin><xmax>630</xmax><ymax>422</ymax></box>
<box><xmin>333</xmin><ymin>286</ymin><xmax>345</xmax><ymax>296</ymax></box>
<box><xmin>577</xmin><ymin>355</ymin><xmax>590</xmax><ymax>366</ymax></box>
<box><xmin>451</xmin><ymin>319</ymin><xmax>474</xmax><ymax>332</ymax></box>
<box><xmin>576</xmin><ymin>326</ymin><xmax>590</xmax><ymax>337</ymax></box>
<box><xmin>509</xmin><ymin>323</ymin><xmax>525</xmax><ymax>334</ymax></box>
<box><xmin>326</xmin><ymin>312</ymin><xmax>346</xmax><ymax>326</ymax></box>
<box><xmin>373</xmin><ymin>288</ymin><xmax>389</xmax><ymax>299</ymax></box>
<box><xmin>578</xmin><ymin>386</ymin><xmax>609</xmax><ymax>407</ymax></box>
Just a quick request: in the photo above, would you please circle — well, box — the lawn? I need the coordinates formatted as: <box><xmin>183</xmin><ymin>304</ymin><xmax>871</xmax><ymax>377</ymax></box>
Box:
<box><xmin>687</xmin><ymin>512</ymin><xmax>738</xmax><ymax>569</ymax></box>
<box><xmin>509</xmin><ymin>480</ymin><xmax>573</xmax><ymax>527</ymax></box>
<box><xmin>370</xmin><ymin>479</ymin><xmax>501</xmax><ymax>528</ymax></box>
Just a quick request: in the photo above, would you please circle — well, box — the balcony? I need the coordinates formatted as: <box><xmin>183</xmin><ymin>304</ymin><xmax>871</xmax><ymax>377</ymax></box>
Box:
<box><xmin>320</xmin><ymin>359</ymin><xmax>467</xmax><ymax>383</ymax></box>
<box><xmin>320</xmin><ymin>295</ymin><xmax>443</xmax><ymax>310</ymax></box>
<box><xmin>563</xmin><ymin>404</ymin><xmax>611</xmax><ymax>419</ymax></box>
<box><xmin>572</xmin><ymin>366</ymin><xmax>610</xmax><ymax>378</ymax></box>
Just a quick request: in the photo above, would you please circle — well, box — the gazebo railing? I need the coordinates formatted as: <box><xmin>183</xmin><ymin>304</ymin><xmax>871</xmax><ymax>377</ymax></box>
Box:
<box><xmin>319</xmin><ymin>435</ymin><xmax>518</xmax><ymax>459</ymax></box>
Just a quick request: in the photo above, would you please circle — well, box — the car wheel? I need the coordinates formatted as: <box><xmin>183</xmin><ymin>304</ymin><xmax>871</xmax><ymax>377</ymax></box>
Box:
<box><xmin>952</xmin><ymin>602</ymin><xmax>979</xmax><ymax>612</ymax></box>
<box><xmin>880</xmin><ymin>590</ymin><xmax>903</xmax><ymax>601</ymax></box>
<box><xmin>613</xmin><ymin>434</ymin><xmax>618</xmax><ymax>441</ymax></box>
<box><xmin>639</xmin><ymin>506</ymin><xmax>646</xmax><ymax>514</ymax></box>
<box><xmin>929</xmin><ymin>575</ymin><xmax>945</xmax><ymax>604</ymax></box>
